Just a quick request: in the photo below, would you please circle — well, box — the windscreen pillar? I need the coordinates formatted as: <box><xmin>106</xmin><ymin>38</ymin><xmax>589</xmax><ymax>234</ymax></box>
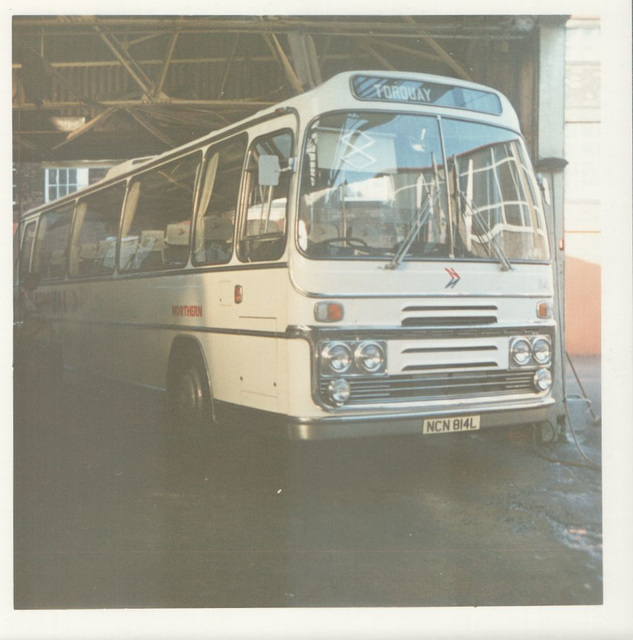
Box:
<box><xmin>537</xmin><ymin>17</ymin><xmax>568</xmax><ymax>431</ymax></box>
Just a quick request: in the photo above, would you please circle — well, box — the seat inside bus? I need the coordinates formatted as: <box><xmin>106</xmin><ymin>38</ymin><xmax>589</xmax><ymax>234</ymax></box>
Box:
<box><xmin>163</xmin><ymin>221</ymin><xmax>190</xmax><ymax>267</ymax></box>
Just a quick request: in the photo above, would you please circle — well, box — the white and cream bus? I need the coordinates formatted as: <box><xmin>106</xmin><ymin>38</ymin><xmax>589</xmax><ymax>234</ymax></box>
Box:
<box><xmin>16</xmin><ymin>70</ymin><xmax>562</xmax><ymax>440</ymax></box>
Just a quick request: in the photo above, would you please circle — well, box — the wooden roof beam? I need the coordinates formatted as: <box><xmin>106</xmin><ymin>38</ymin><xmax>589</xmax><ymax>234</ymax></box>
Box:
<box><xmin>403</xmin><ymin>16</ymin><xmax>473</xmax><ymax>81</ymax></box>
<box><xmin>94</xmin><ymin>23</ymin><xmax>166</xmax><ymax>100</ymax></box>
<box><xmin>154</xmin><ymin>31</ymin><xmax>179</xmax><ymax>98</ymax></box>
<box><xmin>14</xmin><ymin>98</ymin><xmax>273</xmax><ymax>110</ymax></box>
<box><xmin>124</xmin><ymin>32</ymin><xmax>165</xmax><ymax>48</ymax></box>
<box><xmin>11</xmin><ymin>51</ymin><xmax>369</xmax><ymax>70</ymax></box>
<box><xmin>216</xmin><ymin>35</ymin><xmax>239</xmax><ymax>99</ymax></box>
<box><xmin>372</xmin><ymin>39</ymin><xmax>443</xmax><ymax>63</ymax></box>
<box><xmin>14</xmin><ymin>16</ymin><xmax>533</xmax><ymax>37</ymax></box>
<box><xmin>261</xmin><ymin>31</ymin><xmax>304</xmax><ymax>95</ymax></box>
<box><xmin>124</xmin><ymin>107</ymin><xmax>177</xmax><ymax>147</ymax></box>
<box><xmin>16</xmin><ymin>44</ymin><xmax>101</xmax><ymax>109</ymax></box>
<box><xmin>52</xmin><ymin>107</ymin><xmax>118</xmax><ymax>150</ymax></box>
<box><xmin>133</xmin><ymin>104</ymin><xmax>230</xmax><ymax>127</ymax></box>
<box><xmin>359</xmin><ymin>40</ymin><xmax>396</xmax><ymax>71</ymax></box>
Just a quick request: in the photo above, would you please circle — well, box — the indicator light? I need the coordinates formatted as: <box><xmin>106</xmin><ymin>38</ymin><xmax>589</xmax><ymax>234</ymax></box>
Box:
<box><xmin>537</xmin><ymin>301</ymin><xmax>552</xmax><ymax>319</ymax></box>
<box><xmin>314</xmin><ymin>301</ymin><xmax>344</xmax><ymax>322</ymax></box>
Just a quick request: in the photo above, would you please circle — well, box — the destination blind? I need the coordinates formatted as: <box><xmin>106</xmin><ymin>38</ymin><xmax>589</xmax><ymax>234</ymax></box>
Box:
<box><xmin>350</xmin><ymin>75</ymin><xmax>503</xmax><ymax>115</ymax></box>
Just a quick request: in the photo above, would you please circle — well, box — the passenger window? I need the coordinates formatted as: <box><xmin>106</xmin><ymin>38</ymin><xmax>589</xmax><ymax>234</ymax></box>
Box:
<box><xmin>70</xmin><ymin>184</ymin><xmax>125</xmax><ymax>277</ymax></box>
<box><xmin>32</xmin><ymin>204</ymin><xmax>74</xmax><ymax>281</ymax></box>
<box><xmin>238</xmin><ymin>131</ymin><xmax>292</xmax><ymax>262</ymax></box>
<box><xmin>119</xmin><ymin>153</ymin><xmax>200</xmax><ymax>273</ymax></box>
<box><xmin>193</xmin><ymin>135</ymin><xmax>247</xmax><ymax>265</ymax></box>
<box><xmin>19</xmin><ymin>221</ymin><xmax>37</xmax><ymax>279</ymax></box>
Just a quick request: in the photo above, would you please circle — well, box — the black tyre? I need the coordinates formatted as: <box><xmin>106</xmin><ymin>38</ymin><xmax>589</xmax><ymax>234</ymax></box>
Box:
<box><xmin>167</xmin><ymin>345</ymin><xmax>213</xmax><ymax>442</ymax></box>
<box><xmin>538</xmin><ymin>421</ymin><xmax>559</xmax><ymax>444</ymax></box>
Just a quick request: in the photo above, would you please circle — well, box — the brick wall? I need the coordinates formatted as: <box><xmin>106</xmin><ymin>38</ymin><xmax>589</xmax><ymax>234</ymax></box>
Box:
<box><xmin>13</xmin><ymin>163</ymin><xmax>45</xmax><ymax>222</ymax></box>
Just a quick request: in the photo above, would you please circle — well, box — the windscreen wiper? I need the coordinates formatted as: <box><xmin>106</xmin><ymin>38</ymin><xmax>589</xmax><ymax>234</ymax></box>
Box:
<box><xmin>384</xmin><ymin>154</ymin><xmax>440</xmax><ymax>270</ymax></box>
<box><xmin>452</xmin><ymin>155</ymin><xmax>513</xmax><ymax>272</ymax></box>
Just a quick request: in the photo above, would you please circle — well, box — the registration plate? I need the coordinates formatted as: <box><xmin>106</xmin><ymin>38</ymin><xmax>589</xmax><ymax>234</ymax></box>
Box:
<box><xmin>423</xmin><ymin>415</ymin><xmax>481</xmax><ymax>435</ymax></box>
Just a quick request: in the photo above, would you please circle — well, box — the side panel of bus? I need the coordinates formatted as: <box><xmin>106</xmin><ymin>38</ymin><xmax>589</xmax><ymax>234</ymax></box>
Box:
<box><xmin>46</xmin><ymin>112</ymin><xmax>297</xmax><ymax>421</ymax></box>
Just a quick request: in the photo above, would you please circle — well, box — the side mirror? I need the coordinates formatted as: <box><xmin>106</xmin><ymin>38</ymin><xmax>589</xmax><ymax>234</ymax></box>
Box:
<box><xmin>536</xmin><ymin>173</ymin><xmax>551</xmax><ymax>206</ymax></box>
<box><xmin>258</xmin><ymin>154</ymin><xmax>281</xmax><ymax>187</ymax></box>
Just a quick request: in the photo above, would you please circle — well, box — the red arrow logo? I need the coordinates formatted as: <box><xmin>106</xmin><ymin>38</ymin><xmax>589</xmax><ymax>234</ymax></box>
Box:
<box><xmin>445</xmin><ymin>267</ymin><xmax>461</xmax><ymax>288</ymax></box>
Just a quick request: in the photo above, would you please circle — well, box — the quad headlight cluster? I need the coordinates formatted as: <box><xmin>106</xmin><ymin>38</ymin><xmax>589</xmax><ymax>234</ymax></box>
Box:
<box><xmin>509</xmin><ymin>336</ymin><xmax>552</xmax><ymax>366</ymax></box>
<box><xmin>320</xmin><ymin>340</ymin><xmax>387</xmax><ymax>406</ymax></box>
<box><xmin>509</xmin><ymin>335</ymin><xmax>553</xmax><ymax>393</ymax></box>
<box><xmin>320</xmin><ymin>340</ymin><xmax>387</xmax><ymax>376</ymax></box>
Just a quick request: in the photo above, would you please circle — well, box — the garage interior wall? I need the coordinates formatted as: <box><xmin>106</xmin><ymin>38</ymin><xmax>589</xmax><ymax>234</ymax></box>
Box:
<box><xmin>563</xmin><ymin>17</ymin><xmax>601</xmax><ymax>356</ymax></box>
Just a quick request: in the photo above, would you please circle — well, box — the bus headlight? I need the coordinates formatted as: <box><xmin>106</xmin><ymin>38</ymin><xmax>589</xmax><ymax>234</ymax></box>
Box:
<box><xmin>354</xmin><ymin>341</ymin><xmax>386</xmax><ymax>373</ymax></box>
<box><xmin>328</xmin><ymin>378</ymin><xmax>351</xmax><ymax>406</ymax></box>
<box><xmin>321</xmin><ymin>342</ymin><xmax>353</xmax><ymax>374</ymax></box>
<box><xmin>533</xmin><ymin>368</ymin><xmax>553</xmax><ymax>392</ymax></box>
<box><xmin>532</xmin><ymin>337</ymin><xmax>552</xmax><ymax>365</ymax></box>
<box><xmin>510</xmin><ymin>337</ymin><xmax>532</xmax><ymax>366</ymax></box>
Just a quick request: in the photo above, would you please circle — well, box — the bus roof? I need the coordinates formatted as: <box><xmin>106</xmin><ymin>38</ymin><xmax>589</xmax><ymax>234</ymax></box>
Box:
<box><xmin>275</xmin><ymin>70</ymin><xmax>518</xmax><ymax>127</ymax></box>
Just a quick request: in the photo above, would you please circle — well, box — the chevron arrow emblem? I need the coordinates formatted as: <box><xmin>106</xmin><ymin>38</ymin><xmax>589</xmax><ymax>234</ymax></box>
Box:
<box><xmin>445</xmin><ymin>267</ymin><xmax>461</xmax><ymax>289</ymax></box>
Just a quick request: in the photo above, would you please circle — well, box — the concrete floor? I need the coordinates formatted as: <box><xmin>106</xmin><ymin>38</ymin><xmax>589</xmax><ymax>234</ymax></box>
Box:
<box><xmin>13</xmin><ymin>354</ymin><xmax>602</xmax><ymax>609</ymax></box>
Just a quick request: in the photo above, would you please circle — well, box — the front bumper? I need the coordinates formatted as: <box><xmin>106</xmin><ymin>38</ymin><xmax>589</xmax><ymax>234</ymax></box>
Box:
<box><xmin>281</xmin><ymin>396</ymin><xmax>556</xmax><ymax>441</ymax></box>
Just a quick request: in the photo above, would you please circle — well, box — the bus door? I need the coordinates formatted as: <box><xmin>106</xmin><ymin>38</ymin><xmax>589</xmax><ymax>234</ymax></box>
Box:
<box><xmin>211</xmin><ymin>119</ymin><xmax>295</xmax><ymax>411</ymax></box>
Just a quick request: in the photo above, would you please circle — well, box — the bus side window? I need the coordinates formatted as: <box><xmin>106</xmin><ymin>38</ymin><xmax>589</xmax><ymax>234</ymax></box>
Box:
<box><xmin>70</xmin><ymin>183</ymin><xmax>125</xmax><ymax>277</ymax></box>
<box><xmin>238</xmin><ymin>130</ymin><xmax>292</xmax><ymax>263</ymax></box>
<box><xmin>119</xmin><ymin>152</ymin><xmax>201</xmax><ymax>273</ymax></box>
<box><xmin>19</xmin><ymin>221</ymin><xmax>37</xmax><ymax>281</ymax></box>
<box><xmin>193</xmin><ymin>134</ymin><xmax>247</xmax><ymax>265</ymax></box>
<box><xmin>32</xmin><ymin>204</ymin><xmax>74</xmax><ymax>281</ymax></box>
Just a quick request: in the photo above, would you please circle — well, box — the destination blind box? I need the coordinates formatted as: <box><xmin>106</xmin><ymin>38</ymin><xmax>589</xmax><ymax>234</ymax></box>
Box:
<box><xmin>350</xmin><ymin>74</ymin><xmax>503</xmax><ymax>116</ymax></box>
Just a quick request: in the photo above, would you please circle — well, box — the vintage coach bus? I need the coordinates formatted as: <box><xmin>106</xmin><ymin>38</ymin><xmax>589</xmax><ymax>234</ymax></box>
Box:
<box><xmin>15</xmin><ymin>70</ymin><xmax>562</xmax><ymax>440</ymax></box>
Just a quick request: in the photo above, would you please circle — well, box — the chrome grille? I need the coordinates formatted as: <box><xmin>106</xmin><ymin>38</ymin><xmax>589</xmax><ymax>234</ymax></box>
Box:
<box><xmin>319</xmin><ymin>370</ymin><xmax>536</xmax><ymax>405</ymax></box>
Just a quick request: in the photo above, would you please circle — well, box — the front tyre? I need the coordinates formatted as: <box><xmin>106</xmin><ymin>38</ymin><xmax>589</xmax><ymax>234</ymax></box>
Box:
<box><xmin>168</xmin><ymin>346</ymin><xmax>213</xmax><ymax>443</ymax></box>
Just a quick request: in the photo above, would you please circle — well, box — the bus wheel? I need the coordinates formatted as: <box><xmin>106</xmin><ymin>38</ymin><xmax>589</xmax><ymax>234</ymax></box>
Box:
<box><xmin>168</xmin><ymin>346</ymin><xmax>212</xmax><ymax>440</ymax></box>
<box><xmin>538</xmin><ymin>421</ymin><xmax>558</xmax><ymax>444</ymax></box>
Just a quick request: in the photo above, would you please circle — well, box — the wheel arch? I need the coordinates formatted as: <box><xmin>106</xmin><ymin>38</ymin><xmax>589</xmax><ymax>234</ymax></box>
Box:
<box><xmin>166</xmin><ymin>335</ymin><xmax>215</xmax><ymax>420</ymax></box>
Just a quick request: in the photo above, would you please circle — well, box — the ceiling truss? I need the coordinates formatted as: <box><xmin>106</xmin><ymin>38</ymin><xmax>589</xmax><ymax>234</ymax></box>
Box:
<box><xmin>13</xmin><ymin>15</ymin><xmax>544</xmax><ymax>162</ymax></box>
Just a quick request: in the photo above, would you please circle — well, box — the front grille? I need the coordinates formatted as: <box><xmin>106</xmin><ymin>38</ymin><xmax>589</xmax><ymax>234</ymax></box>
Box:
<box><xmin>319</xmin><ymin>370</ymin><xmax>536</xmax><ymax>406</ymax></box>
<box><xmin>401</xmin><ymin>316</ymin><xmax>497</xmax><ymax>327</ymax></box>
<box><xmin>401</xmin><ymin>304</ymin><xmax>498</xmax><ymax>327</ymax></box>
